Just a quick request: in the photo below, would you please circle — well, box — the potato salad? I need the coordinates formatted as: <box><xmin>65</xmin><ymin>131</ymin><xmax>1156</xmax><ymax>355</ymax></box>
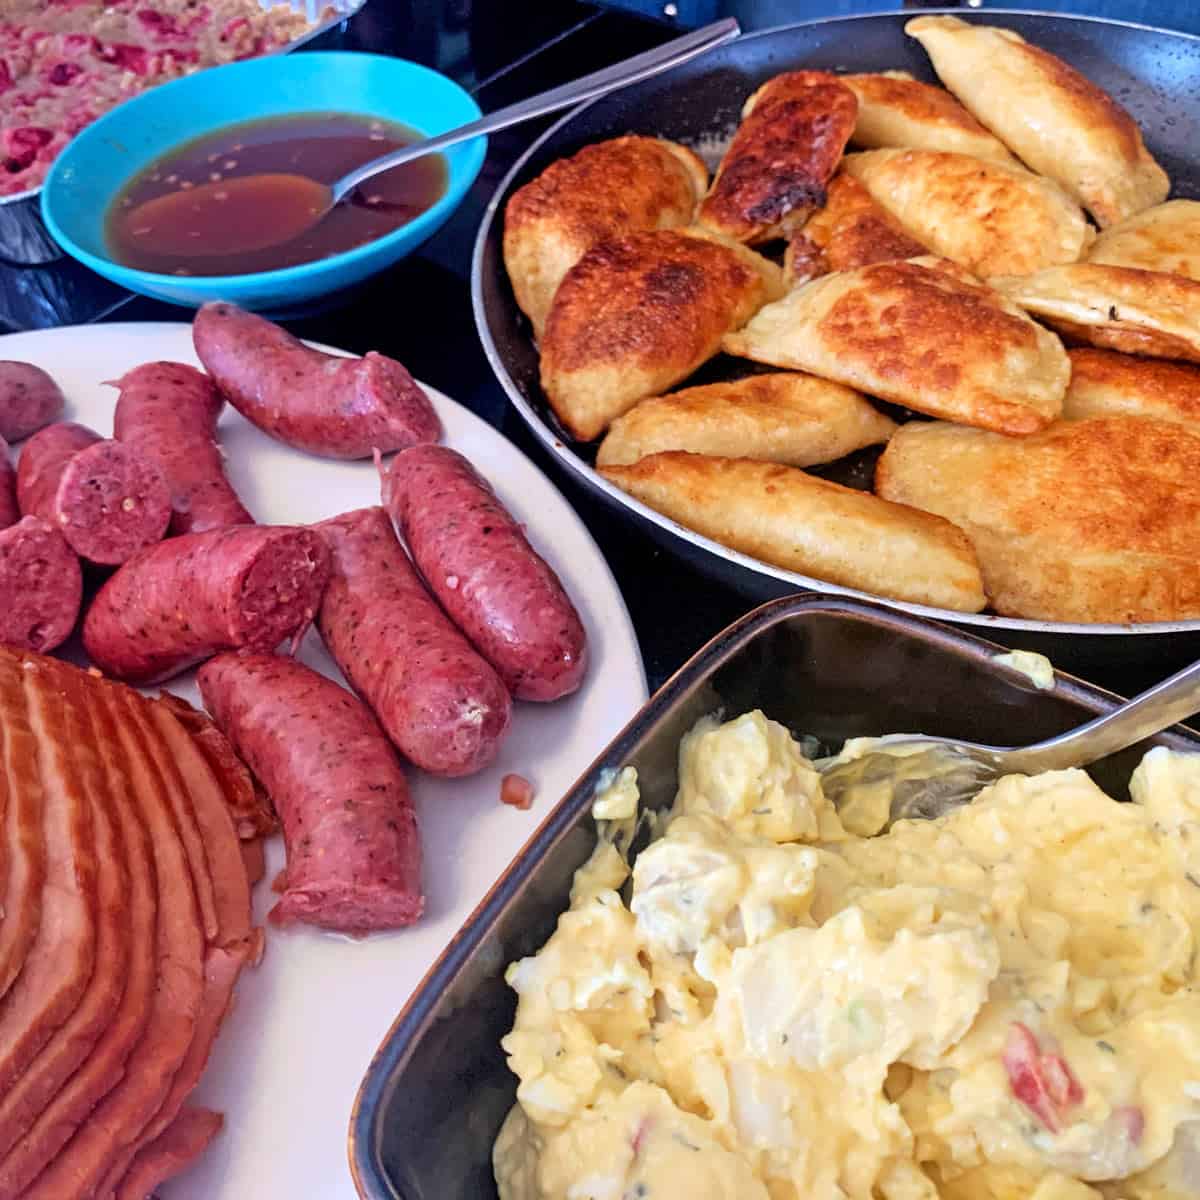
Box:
<box><xmin>494</xmin><ymin>710</ymin><xmax>1200</xmax><ymax>1199</ymax></box>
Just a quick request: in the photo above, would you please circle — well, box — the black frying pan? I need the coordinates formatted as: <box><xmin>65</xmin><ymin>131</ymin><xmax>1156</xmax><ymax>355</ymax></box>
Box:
<box><xmin>471</xmin><ymin>8</ymin><xmax>1200</xmax><ymax>682</ymax></box>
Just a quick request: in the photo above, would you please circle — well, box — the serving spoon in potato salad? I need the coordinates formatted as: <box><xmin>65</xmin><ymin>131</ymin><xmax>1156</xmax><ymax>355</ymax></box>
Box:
<box><xmin>819</xmin><ymin>653</ymin><xmax>1200</xmax><ymax>832</ymax></box>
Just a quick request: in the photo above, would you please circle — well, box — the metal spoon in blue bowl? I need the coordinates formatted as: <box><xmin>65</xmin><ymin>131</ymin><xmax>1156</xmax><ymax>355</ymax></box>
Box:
<box><xmin>125</xmin><ymin>17</ymin><xmax>741</xmax><ymax>257</ymax></box>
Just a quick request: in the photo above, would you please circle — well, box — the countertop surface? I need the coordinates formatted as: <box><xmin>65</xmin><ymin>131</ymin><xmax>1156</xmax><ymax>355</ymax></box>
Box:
<box><xmin>3</xmin><ymin>0</ymin><xmax>1198</xmax><ymax>696</ymax></box>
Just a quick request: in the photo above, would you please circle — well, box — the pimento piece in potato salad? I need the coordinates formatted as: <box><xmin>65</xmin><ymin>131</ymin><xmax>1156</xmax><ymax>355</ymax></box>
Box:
<box><xmin>1003</xmin><ymin>1022</ymin><xmax>1084</xmax><ymax>1133</ymax></box>
<box><xmin>500</xmin><ymin>774</ymin><xmax>535</xmax><ymax>810</ymax></box>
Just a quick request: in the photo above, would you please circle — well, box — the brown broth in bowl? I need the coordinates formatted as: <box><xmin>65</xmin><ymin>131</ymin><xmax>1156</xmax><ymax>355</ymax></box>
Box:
<box><xmin>106</xmin><ymin>112</ymin><xmax>448</xmax><ymax>276</ymax></box>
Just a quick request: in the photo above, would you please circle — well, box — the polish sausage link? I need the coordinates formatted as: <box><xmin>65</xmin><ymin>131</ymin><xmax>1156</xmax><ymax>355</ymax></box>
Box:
<box><xmin>16</xmin><ymin>421</ymin><xmax>172</xmax><ymax>565</ymax></box>
<box><xmin>0</xmin><ymin>438</ymin><xmax>16</xmax><ymax>530</ymax></box>
<box><xmin>381</xmin><ymin>445</ymin><xmax>587</xmax><ymax>701</ymax></box>
<box><xmin>192</xmin><ymin>302</ymin><xmax>441</xmax><ymax>460</ymax></box>
<box><xmin>0</xmin><ymin>362</ymin><xmax>64</xmax><ymax>442</ymax></box>
<box><xmin>112</xmin><ymin>361</ymin><xmax>254</xmax><ymax>534</ymax></box>
<box><xmin>0</xmin><ymin>516</ymin><xmax>82</xmax><ymax>653</ymax></box>
<box><xmin>82</xmin><ymin>525</ymin><xmax>330</xmax><ymax>685</ymax></box>
<box><xmin>315</xmin><ymin>507</ymin><xmax>512</xmax><ymax>776</ymax></box>
<box><xmin>198</xmin><ymin>652</ymin><xmax>423</xmax><ymax>933</ymax></box>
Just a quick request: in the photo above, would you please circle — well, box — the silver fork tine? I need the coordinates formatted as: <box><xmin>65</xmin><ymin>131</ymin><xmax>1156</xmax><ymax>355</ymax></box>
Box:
<box><xmin>816</xmin><ymin>653</ymin><xmax>1200</xmax><ymax>832</ymax></box>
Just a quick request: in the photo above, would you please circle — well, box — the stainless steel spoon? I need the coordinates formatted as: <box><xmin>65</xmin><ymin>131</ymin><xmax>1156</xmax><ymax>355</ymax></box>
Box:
<box><xmin>126</xmin><ymin>17</ymin><xmax>740</xmax><ymax>256</ymax></box>
<box><xmin>328</xmin><ymin>15</ymin><xmax>741</xmax><ymax>207</ymax></box>
<box><xmin>818</xmin><ymin>654</ymin><xmax>1200</xmax><ymax>828</ymax></box>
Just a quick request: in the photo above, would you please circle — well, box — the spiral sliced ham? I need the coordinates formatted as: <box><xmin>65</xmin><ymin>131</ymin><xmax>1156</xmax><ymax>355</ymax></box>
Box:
<box><xmin>0</xmin><ymin>668</ymin><xmax>98</xmax><ymax>1102</ymax></box>
<box><xmin>0</xmin><ymin>663</ymin><xmax>46</xmax><ymax>1004</ymax></box>
<box><xmin>0</xmin><ymin>645</ymin><xmax>263</xmax><ymax>1200</ymax></box>
<box><xmin>0</xmin><ymin>669</ymin><xmax>129</xmax><ymax>1167</ymax></box>
<box><xmin>0</xmin><ymin>673</ymin><xmax>160</xmax><ymax>1198</ymax></box>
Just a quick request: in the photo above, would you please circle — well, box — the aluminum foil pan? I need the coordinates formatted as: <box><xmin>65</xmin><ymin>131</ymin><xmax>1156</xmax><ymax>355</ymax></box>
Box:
<box><xmin>0</xmin><ymin>0</ymin><xmax>365</xmax><ymax>219</ymax></box>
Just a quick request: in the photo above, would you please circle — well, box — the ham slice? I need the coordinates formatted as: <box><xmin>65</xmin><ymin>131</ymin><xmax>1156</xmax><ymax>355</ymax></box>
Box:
<box><xmin>147</xmin><ymin>701</ymin><xmax>253</xmax><ymax>945</ymax></box>
<box><xmin>113</xmin><ymin>1108</ymin><xmax>224</xmax><ymax>1200</ymax></box>
<box><xmin>156</xmin><ymin>691</ymin><xmax>277</xmax><ymax>839</ymax></box>
<box><xmin>240</xmin><ymin>837</ymin><xmax>266</xmax><ymax>886</ymax></box>
<box><xmin>0</xmin><ymin>656</ymin><xmax>46</xmax><ymax>1002</ymax></box>
<box><xmin>99</xmin><ymin>937</ymin><xmax>258</xmax><ymax>1199</ymax></box>
<box><xmin>0</xmin><ymin>668</ymin><xmax>160</xmax><ymax>1197</ymax></box>
<box><xmin>0</xmin><ymin>664</ymin><xmax>130</xmax><ymax>1163</ymax></box>
<box><xmin>0</xmin><ymin>662</ymin><xmax>97</xmax><ymax>1097</ymax></box>
<box><xmin>93</xmin><ymin>700</ymin><xmax>258</xmax><ymax>1198</ymax></box>
<box><xmin>125</xmin><ymin>691</ymin><xmax>221</xmax><ymax>944</ymax></box>
<box><xmin>0</xmin><ymin>647</ymin><xmax>260</xmax><ymax>1200</ymax></box>
<box><xmin>21</xmin><ymin>684</ymin><xmax>206</xmax><ymax>1200</ymax></box>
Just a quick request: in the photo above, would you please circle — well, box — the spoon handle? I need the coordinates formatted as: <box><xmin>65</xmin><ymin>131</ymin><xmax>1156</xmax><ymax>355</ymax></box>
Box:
<box><xmin>332</xmin><ymin>16</ymin><xmax>741</xmax><ymax>201</ymax></box>
<box><xmin>999</xmin><ymin>655</ymin><xmax>1200</xmax><ymax>775</ymax></box>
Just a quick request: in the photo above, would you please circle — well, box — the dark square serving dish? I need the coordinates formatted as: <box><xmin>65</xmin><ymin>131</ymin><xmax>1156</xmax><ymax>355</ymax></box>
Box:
<box><xmin>349</xmin><ymin>593</ymin><xmax>1200</xmax><ymax>1199</ymax></box>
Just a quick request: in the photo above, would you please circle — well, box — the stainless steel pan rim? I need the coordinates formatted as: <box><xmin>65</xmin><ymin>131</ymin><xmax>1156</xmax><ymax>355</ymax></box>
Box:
<box><xmin>470</xmin><ymin>7</ymin><xmax>1200</xmax><ymax>640</ymax></box>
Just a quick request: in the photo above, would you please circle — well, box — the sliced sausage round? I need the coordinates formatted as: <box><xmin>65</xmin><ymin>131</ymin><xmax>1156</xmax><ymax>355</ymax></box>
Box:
<box><xmin>82</xmin><ymin>525</ymin><xmax>330</xmax><ymax>685</ymax></box>
<box><xmin>112</xmin><ymin>361</ymin><xmax>253</xmax><ymax>535</ymax></box>
<box><xmin>0</xmin><ymin>516</ymin><xmax>83</xmax><ymax>653</ymax></box>
<box><xmin>0</xmin><ymin>362</ymin><xmax>65</xmax><ymax>442</ymax></box>
<box><xmin>192</xmin><ymin>301</ymin><xmax>441</xmax><ymax>460</ymax></box>
<box><xmin>315</xmin><ymin>507</ymin><xmax>512</xmax><ymax>776</ymax></box>
<box><xmin>198</xmin><ymin>652</ymin><xmax>423</xmax><ymax>934</ymax></box>
<box><xmin>381</xmin><ymin>445</ymin><xmax>588</xmax><ymax>701</ymax></box>
<box><xmin>17</xmin><ymin>421</ymin><xmax>172</xmax><ymax>565</ymax></box>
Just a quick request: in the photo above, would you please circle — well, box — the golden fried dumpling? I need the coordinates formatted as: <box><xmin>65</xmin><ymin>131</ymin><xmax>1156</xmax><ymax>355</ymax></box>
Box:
<box><xmin>600</xmin><ymin>451</ymin><xmax>986</xmax><ymax>612</ymax></box>
<box><xmin>992</xmin><ymin>265</ymin><xmax>1200</xmax><ymax>364</ymax></box>
<box><xmin>1087</xmin><ymin>200</ymin><xmax>1200</xmax><ymax>282</ymax></box>
<box><xmin>876</xmin><ymin>416</ymin><xmax>1200</xmax><ymax>623</ymax></box>
<box><xmin>697</xmin><ymin>71</ymin><xmax>857</xmax><ymax>244</ymax></box>
<box><xmin>1064</xmin><ymin>348</ymin><xmax>1200</xmax><ymax>436</ymax></box>
<box><xmin>503</xmin><ymin>135</ymin><xmax>708</xmax><ymax>336</ymax></box>
<box><xmin>540</xmin><ymin>229</ymin><xmax>783</xmax><ymax>441</ymax></box>
<box><xmin>723</xmin><ymin>256</ymin><xmax>1068</xmax><ymax>435</ymax></box>
<box><xmin>842</xmin><ymin>148</ymin><xmax>1092</xmax><ymax>277</ymax></box>
<box><xmin>595</xmin><ymin>372</ymin><xmax>896</xmax><ymax>468</ymax></box>
<box><xmin>906</xmin><ymin>15</ymin><xmax>1169</xmax><ymax>227</ymax></box>
<box><xmin>839</xmin><ymin>70</ymin><xmax>1017</xmax><ymax>164</ymax></box>
<box><xmin>784</xmin><ymin>173</ymin><xmax>928</xmax><ymax>287</ymax></box>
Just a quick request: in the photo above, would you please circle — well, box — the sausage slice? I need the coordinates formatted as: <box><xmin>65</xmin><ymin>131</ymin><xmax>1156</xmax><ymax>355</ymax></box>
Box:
<box><xmin>17</xmin><ymin>421</ymin><xmax>171</xmax><ymax>566</ymax></box>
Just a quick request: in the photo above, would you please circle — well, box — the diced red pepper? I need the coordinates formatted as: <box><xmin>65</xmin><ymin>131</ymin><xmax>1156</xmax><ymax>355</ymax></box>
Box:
<box><xmin>136</xmin><ymin>8</ymin><xmax>183</xmax><ymax>38</ymax></box>
<box><xmin>3</xmin><ymin>126</ymin><xmax>53</xmax><ymax>174</ymax></box>
<box><xmin>1003</xmin><ymin>1022</ymin><xmax>1085</xmax><ymax>1134</ymax></box>
<box><xmin>219</xmin><ymin>16</ymin><xmax>249</xmax><ymax>42</ymax></box>
<box><xmin>183</xmin><ymin>5</ymin><xmax>211</xmax><ymax>36</ymax></box>
<box><xmin>61</xmin><ymin>32</ymin><xmax>96</xmax><ymax>54</ymax></box>
<box><xmin>161</xmin><ymin>46</ymin><xmax>199</xmax><ymax>66</ymax></box>
<box><xmin>500</xmin><ymin>773</ymin><xmax>534</xmax><ymax>810</ymax></box>
<box><xmin>47</xmin><ymin>60</ymin><xmax>83</xmax><ymax>85</ymax></box>
<box><xmin>6</xmin><ymin>126</ymin><xmax>53</xmax><ymax>156</ymax></box>
<box><xmin>0</xmin><ymin>59</ymin><xmax>12</xmax><ymax>96</ymax></box>
<box><xmin>98</xmin><ymin>41</ymin><xmax>150</xmax><ymax>74</ymax></box>
<box><xmin>1041</xmin><ymin>1049</ymin><xmax>1084</xmax><ymax>1108</ymax></box>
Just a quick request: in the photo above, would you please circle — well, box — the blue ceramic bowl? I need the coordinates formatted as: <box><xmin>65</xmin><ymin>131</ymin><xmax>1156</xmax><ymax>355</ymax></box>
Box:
<box><xmin>40</xmin><ymin>52</ymin><xmax>485</xmax><ymax>311</ymax></box>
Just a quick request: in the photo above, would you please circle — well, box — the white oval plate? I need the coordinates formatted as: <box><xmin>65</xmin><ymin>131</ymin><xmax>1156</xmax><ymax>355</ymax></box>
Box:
<box><xmin>0</xmin><ymin>322</ymin><xmax>648</xmax><ymax>1200</ymax></box>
